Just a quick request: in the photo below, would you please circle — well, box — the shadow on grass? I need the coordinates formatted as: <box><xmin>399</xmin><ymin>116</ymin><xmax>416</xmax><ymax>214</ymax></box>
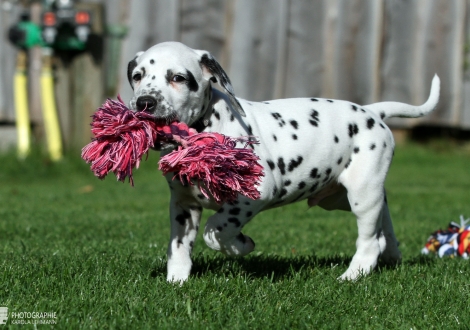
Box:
<box><xmin>404</xmin><ymin>254</ymin><xmax>437</xmax><ymax>266</ymax></box>
<box><xmin>189</xmin><ymin>254</ymin><xmax>353</xmax><ymax>281</ymax></box>
<box><xmin>150</xmin><ymin>254</ymin><xmax>434</xmax><ymax>281</ymax></box>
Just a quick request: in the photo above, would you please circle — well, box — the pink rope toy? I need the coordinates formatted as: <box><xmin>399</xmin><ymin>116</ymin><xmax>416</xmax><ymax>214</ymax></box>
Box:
<box><xmin>81</xmin><ymin>97</ymin><xmax>264</xmax><ymax>203</ymax></box>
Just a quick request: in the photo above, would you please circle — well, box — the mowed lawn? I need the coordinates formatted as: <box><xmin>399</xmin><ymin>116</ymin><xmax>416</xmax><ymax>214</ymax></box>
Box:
<box><xmin>1</xmin><ymin>142</ymin><xmax>469</xmax><ymax>329</ymax></box>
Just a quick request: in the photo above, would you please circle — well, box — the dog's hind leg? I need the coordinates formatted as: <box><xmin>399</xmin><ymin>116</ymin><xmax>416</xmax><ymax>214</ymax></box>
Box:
<box><xmin>167</xmin><ymin>195</ymin><xmax>202</xmax><ymax>283</ymax></box>
<box><xmin>203</xmin><ymin>202</ymin><xmax>257</xmax><ymax>256</ymax></box>
<box><xmin>378</xmin><ymin>194</ymin><xmax>402</xmax><ymax>265</ymax></box>
<box><xmin>337</xmin><ymin>144</ymin><xmax>394</xmax><ymax>281</ymax></box>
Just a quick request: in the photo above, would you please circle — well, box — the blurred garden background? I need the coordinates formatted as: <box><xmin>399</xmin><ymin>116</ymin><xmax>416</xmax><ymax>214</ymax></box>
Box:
<box><xmin>0</xmin><ymin>0</ymin><xmax>470</xmax><ymax>328</ymax></box>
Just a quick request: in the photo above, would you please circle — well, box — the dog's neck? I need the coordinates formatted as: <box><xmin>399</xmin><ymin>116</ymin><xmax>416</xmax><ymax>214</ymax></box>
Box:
<box><xmin>191</xmin><ymin>85</ymin><xmax>215</xmax><ymax>133</ymax></box>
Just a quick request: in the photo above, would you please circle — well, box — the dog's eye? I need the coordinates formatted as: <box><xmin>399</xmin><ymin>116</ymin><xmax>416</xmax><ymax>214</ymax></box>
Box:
<box><xmin>133</xmin><ymin>73</ymin><xmax>142</xmax><ymax>81</ymax></box>
<box><xmin>172</xmin><ymin>75</ymin><xmax>186</xmax><ymax>83</ymax></box>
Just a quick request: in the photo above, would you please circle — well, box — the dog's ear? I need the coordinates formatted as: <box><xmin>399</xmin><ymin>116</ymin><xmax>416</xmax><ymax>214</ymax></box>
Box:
<box><xmin>127</xmin><ymin>51</ymin><xmax>144</xmax><ymax>89</ymax></box>
<box><xmin>196</xmin><ymin>51</ymin><xmax>245</xmax><ymax>117</ymax></box>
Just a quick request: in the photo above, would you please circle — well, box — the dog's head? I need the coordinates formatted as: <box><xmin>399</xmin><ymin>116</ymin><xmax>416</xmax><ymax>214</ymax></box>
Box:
<box><xmin>127</xmin><ymin>42</ymin><xmax>244</xmax><ymax>126</ymax></box>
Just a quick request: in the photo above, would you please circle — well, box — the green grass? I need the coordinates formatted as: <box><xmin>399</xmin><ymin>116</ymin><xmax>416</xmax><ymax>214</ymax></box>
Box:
<box><xmin>1</xmin><ymin>142</ymin><xmax>470</xmax><ymax>329</ymax></box>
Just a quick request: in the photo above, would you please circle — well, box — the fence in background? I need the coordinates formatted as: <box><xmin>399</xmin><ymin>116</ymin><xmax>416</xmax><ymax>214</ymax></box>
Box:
<box><xmin>1</xmin><ymin>0</ymin><xmax>470</xmax><ymax>150</ymax></box>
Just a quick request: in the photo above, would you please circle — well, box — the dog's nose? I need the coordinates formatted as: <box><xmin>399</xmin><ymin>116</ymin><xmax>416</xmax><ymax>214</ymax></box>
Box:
<box><xmin>136</xmin><ymin>96</ymin><xmax>157</xmax><ymax>112</ymax></box>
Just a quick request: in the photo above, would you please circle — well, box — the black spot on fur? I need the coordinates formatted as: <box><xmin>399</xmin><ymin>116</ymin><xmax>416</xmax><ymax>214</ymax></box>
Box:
<box><xmin>348</xmin><ymin>123</ymin><xmax>359</xmax><ymax>137</ymax></box>
<box><xmin>228</xmin><ymin>218</ymin><xmax>241</xmax><ymax>227</ymax></box>
<box><xmin>272</xmin><ymin>186</ymin><xmax>278</xmax><ymax>197</ymax></box>
<box><xmin>246</xmin><ymin>211</ymin><xmax>253</xmax><ymax>217</ymax></box>
<box><xmin>267</xmin><ymin>160</ymin><xmax>275</xmax><ymax>170</ymax></box>
<box><xmin>230</xmin><ymin>114</ymin><xmax>235</xmax><ymax>121</ymax></box>
<box><xmin>354</xmin><ymin>147</ymin><xmax>360</xmax><ymax>153</ymax></box>
<box><xmin>264</xmin><ymin>101</ymin><xmax>270</xmax><ymax>104</ymax></box>
<box><xmin>337</xmin><ymin>157</ymin><xmax>343</xmax><ymax>165</ymax></box>
<box><xmin>366</xmin><ymin>118</ymin><xmax>375</xmax><ymax>129</ymax></box>
<box><xmin>290</xmin><ymin>120</ymin><xmax>299</xmax><ymax>129</ymax></box>
<box><xmin>165</xmin><ymin>69</ymin><xmax>173</xmax><ymax>84</ymax></box>
<box><xmin>284</xmin><ymin>180</ymin><xmax>292</xmax><ymax>186</ymax></box>
<box><xmin>288</xmin><ymin>156</ymin><xmax>303</xmax><ymax>172</ymax></box>
<box><xmin>352</xmin><ymin>105</ymin><xmax>358</xmax><ymax>111</ymax></box>
<box><xmin>247</xmin><ymin>125</ymin><xmax>253</xmax><ymax>135</ymax></box>
<box><xmin>327</xmin><ymin>100</ymin><xmax>334</xmax><ymax>103</ymax></box>
<box><xmin>277</xmin><ymin>158</ymin><xmax>286</xmax><ymax>175</ymax></box>
<box><xmin>380</xmin><ymin>123</ymin><xmax>385</xmax><ymax>129</ymax></box>
<box><xmin>229</xmin><ymin>208</ymin><xmax>241</xmax><ymax>215</ymax></box>
<box><xmin>127</xmin><ymin>58</ymin><xmax>138</xmax><ymax>87</ymax></box>
<box><xmin>214</xmin><ymin>111</ymin><xmax>220</xmax><ymax>120</ymax></box>
<box><xmin>325</xmin><ymin>168</ymin><xmax>332</xmax><ymax>175</ymax></box>
<box><xmin>279</xmin><ymin>188</ymin><xmax>288</xmax><ymax>198</ymax></box>
<box><xmin>175</xmin><ymin>212</ymin><xmax>190</xmax><ymax>226</ymax></box>
<box><xmin>298</xmin><ymin>181</ymin><xmax>306</xmax><ymax>189</ymax></box>
<box><xmin>344</xmin><ymin>158</ymin><xmax>352</xmax><ymax>169</ymax></box>
<box><xmin>272</xmin><ymin>112</ymin><xmax>282</xmax><ymax>120</ymax></box>
<box><xmin>186</xmin><ymin>70</ymin><xmax>199</xmax><ymax>92</ymax></box>
<box><xmin>218</xmin><ymin>208</ymin><xmax>224</xmax><ymax>213</ymax></box>
<box><xmin>150</xmin><ymin>59</ymin><xmax>155</xmax><ymax>64</ymax></box>
<box><xmin>309</xmin><ymin>110</ymin><xmax>320</xmax><ymax>127</ymax></box>
<box><xmin>236</xmin><ymin>233</ymin><xmax>246</xmax><ymax>243</ymax></box>
<box><xmin>273</xmin><ymin>135</ymin><xmax>277</xmax><ymax>142</ymax></box>
<box><xmin>245</xmin><ymin>201</ymin><xmax>250</xmax><ymax>205</ymax></box>
<box><xmin>334</xmin><ymin>136</ymin><xmax>339</xmax><ymax>143</ymax></box>
<box><xmin>216</xmin><ymin>226</ymin><xmax>223</xmax><ymax>231</ymax></box>
<box><xmin>309</xmin><ymin>182</ymin><xmax>319</xmax><ymax>193</ymax></box>
<box><xmin>152</xmin><ymin>76</ymin><xmax>155</xmax><ymax>80</ymax></box>
<box><xmin>311</xmin><ymin>98</ymin><xmax>319</xmax><ymax>102</ymax></box>
<box><xmin>380</xmin><ymin>112</ymin><xmax>386</xmax><ymax>119</ymax></box>
<box><xmin>292</xmin><ymin>134</ymin><xmax>298</xmax><ymax>140</ymax></box>
<box><xmin>370</xmin><ymin>143</ymin><xmax>376</xmax><ymax>150</ymax></box>
<box><xmin>383</xmin><ymin>142</ymin><xmax>387</xmax><ymax>148</ymax></box>
<box><xmin>197</xmin><ymin>194</ymin><xmax>205</xmax><ymax>199</ymax></box>
<box><xmin>310</xmin><ymin>168</ymin><xmax>319</xmax><ymax>179</ymax></box>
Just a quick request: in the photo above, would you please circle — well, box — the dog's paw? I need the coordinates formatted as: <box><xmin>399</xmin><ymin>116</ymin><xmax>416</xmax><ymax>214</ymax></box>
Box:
<box><xmin>219</xmin><ymin>234</ymin><xmax>256</xmax><ymax>256</ymax></box>
<box><xmin>167</xmin><ymin>274</ymin><xmax>188</xmax><ymax>285</ymax></box>
<box><xmin>167</xmin><ymin>255</ymin><xmax>192</xmax><ymax>283</ymax></box>
<box><xmin>338</xmin><ymin>251</ymin><xmax>378</xmax><ymax>281</ymax></box>
<box><xmin>204</xmin><ymin>229</ymin><xmax>256</xmax><ymax>256</ymax></box>
<box><xmin>338</xmin><ymin>268</ymin><xmax>366</xmax><ymax>282</ymax></box>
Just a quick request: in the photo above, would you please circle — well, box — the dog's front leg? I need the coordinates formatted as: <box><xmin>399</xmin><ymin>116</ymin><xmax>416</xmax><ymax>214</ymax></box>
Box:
<box><xmin>167</xmin><ymin>194</ymin><xmax>202</xmax><ymax>283</ymax></box>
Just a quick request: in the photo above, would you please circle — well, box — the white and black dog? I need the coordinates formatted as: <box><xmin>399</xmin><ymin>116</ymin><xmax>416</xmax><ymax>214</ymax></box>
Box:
<box><xmin>127</xmin><ymin>42</ymin><xmax>440</xmax><ymax>282</ymax></box>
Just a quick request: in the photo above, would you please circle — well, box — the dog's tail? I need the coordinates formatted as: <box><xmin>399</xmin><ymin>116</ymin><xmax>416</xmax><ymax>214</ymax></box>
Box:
<box><xmin>364</xmin><ymin>74</ymin><xmax>440</xmax><ymax>120</ymax></box>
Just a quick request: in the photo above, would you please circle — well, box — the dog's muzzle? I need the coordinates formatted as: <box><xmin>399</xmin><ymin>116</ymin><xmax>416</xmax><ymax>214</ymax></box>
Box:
<box><xmin>136</xmin><ymin>95</ymin><xmax>157</xmax><ymax>113</ymax></box>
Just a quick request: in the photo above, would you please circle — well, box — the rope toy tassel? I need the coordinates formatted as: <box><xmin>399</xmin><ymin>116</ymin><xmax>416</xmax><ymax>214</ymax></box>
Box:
<box><xmin>81</xmin><ymin>97</ymin><xmax>264</xmax><ymax>203</ymax></box>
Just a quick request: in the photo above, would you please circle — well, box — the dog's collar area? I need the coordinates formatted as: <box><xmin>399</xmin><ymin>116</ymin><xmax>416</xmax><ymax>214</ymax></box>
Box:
<box><xmin>190</xmin><ymin>86</ymin><xmax>214</xmax><ymax>133</ymax></box>
<box><xmin>191</xmin><ymin>118</ymin><xmax>207</xmax><ymax>133</ymax></box>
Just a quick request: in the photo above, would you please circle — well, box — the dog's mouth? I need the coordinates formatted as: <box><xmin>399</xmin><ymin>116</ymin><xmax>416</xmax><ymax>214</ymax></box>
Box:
<box><xmin>152</xmin><ymin>140</ymin><xmax>177</xmax><ymax>151</ymax></box>
<box><xmin>130</xmin><ymin>91</ymin><xmax>179</xmax><ymax>125</ymax></box>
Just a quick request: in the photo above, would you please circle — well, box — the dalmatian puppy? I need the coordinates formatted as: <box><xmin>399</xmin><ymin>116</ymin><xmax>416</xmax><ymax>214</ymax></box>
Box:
<box><xmin>127</xmin><ymin>42</ymin><xmax>440</xmax><ymax>282</ymax></box>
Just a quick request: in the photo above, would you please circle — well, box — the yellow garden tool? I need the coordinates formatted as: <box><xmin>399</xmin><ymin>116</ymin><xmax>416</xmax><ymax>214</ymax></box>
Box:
<box><xmin>40</xmin><ymin>48</ymin><xmax>62</xmax><ymax>161</ymax></box>
<box><xmin>14</xmin><ymin>50</ymin><xmax>31</xmax><ymax>159</ymax></box>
